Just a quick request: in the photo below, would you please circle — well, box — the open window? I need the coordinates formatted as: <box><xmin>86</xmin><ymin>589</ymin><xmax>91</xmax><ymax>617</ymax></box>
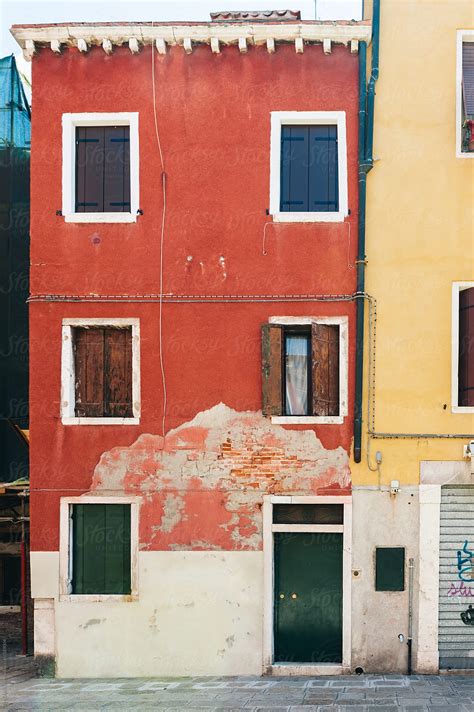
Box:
<box><xmin>262</xmin><ymin>317</ymin><xmax>348</xmax><ymax>424</ymax></box>
<box><xmin>62</xmin><ymin>112</ymin><xmax>139</xmax><ymax>221</ymax></box>
<box><xmin>61</xmin><ymin>318</ymin><xmax>140</xmax><ymax>425</ymax></box>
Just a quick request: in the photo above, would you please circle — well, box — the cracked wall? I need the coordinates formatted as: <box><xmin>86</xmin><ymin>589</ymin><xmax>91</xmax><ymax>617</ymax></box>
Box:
<box><xmin>90</xmin><ymin>403</ymin><xmax>351</xmax><ymax>551</ymax></box>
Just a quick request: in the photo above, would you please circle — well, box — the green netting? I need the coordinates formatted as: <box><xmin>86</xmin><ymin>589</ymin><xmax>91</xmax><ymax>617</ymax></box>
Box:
<box><xmin>0</xmin><ymin>55</ymin><xmax>30</xmax><ymax>150</ymax></box>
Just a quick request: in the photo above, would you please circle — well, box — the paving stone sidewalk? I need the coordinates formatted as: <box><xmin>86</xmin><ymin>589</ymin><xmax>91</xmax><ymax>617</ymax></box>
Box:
<box><xmin>2</xmin><ymin>673</ymin><xmax>474</xmax><ymax>711</ymax></box>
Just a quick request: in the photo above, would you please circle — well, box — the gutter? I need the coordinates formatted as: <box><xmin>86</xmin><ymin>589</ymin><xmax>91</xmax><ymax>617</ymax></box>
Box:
<box><xmin>354</xmin><ymin>0</ymin><xmax>380</xmax><ymax>463</ymax></box>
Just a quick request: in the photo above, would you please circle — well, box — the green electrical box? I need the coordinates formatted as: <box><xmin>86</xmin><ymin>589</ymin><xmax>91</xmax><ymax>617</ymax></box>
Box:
<box><xmin>375</xmin><ymin>547</ymin><xmax>405</xmax><ymax>591</ymax></box>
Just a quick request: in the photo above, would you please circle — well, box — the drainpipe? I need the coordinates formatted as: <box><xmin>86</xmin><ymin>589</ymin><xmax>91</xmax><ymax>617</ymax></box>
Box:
<box><xmin>354</xmin><ymin>0</ymin><xmax>380</xmax><ymax>463</ymax></box>
<box><xmin>407</xmin><ymin>558</ymin><xmax>414</xmax><ymax>674</ymax></box>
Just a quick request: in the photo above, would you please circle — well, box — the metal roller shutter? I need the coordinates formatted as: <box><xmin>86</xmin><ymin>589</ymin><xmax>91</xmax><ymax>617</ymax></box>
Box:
<box><xmin>439</xmin><ymin>485</ymin><xmax>474</xmax><ymax>670</ymax></box>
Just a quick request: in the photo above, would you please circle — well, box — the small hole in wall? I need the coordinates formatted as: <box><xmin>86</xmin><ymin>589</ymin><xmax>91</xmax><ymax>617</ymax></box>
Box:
<box><xmin>443</xmin><ymin>404</ymin><xmax>447</xmax><ymax>410</ymax></box>
<box><xmin>355</xmin><ymin>666</ymin><xmax>364</xmax><ymax>675</ymax></box>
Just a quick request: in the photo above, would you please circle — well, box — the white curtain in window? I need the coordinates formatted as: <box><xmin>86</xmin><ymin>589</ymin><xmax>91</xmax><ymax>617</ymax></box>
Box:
<box><xmin>285</xmin><ymin>335</ymin><xmax>309</xmax><ymax>415</ymax></box>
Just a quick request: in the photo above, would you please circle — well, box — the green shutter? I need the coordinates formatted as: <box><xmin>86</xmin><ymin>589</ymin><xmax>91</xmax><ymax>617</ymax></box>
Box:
<box><xmin>72</xmin><ymin>504</ymin><xmax>131</xmax><ymax>595</ymax></box>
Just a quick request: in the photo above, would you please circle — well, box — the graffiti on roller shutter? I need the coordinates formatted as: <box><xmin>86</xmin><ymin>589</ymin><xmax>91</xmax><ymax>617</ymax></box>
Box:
<box><xmin>446</xmin><ymin>540</ymin><xmax>474</xmax><ymax>597</ymax></box>
<box><xmin>457</xmin><ymin>541</ymin><xmax>474</xmax><ymax>582</ymax></box>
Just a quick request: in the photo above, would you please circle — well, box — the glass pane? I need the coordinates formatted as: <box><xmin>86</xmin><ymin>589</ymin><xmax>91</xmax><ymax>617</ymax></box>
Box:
<box><xmin>285</xmin><ymin>334</ymin><xmax>310</xmax><ymax>415</ymax></box>
<box><xmin>273</xmin><ymin>504</ymin><xmax>344</xmax><ymax>525</ymax></box>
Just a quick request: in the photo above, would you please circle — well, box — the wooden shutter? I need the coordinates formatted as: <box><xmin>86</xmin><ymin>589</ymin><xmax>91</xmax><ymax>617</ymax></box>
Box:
<box><xmin>75</xmin><ymin>126</ymin><xmax>105</xmax><ymax>212</ymax></box>
<box><xmin>458</xmin><ymin>287</ymin><xmax>474</xmax><ymax>407</ymax></box>
<box><xmin>280</xmin><ymin>126</ymin><xmax>309</xmax><ymax>212</ymax></box>
<box><xmin>104</xmin><ymin>327</ymin><xmax>133</xmax><ymax>417</ymax></box>
<box><xmin>74</xmin><ymin>327</ymin><xmax>105</xmax><ymax>417</ymax></box>
<box><xmin>104</xmin><ymin>126</ymin><xmax>131</xmax><ymax>213</ymax></box>
<box><xmin>312</xmin><ymin>323</ymin><xmax>340</xmax><ymax>416</ymax></box>
<box><xmin>309</xmin><ymin>125</ymin><xmax>338</xmax><ymax>212</ymax></box>
<box><xmin>262</xmin><ymin>324</ymin><xmax>283</xmax><ymax>416</ymax></box>
<box><xmin>72</xmin><ymin>504</ymin><xmax>131</xmax><ymax>595</ymax></box>
<box><xmin>463</xmin><ymin>43</ymin><xmax>474</xmax><ymax>117</ymax></box>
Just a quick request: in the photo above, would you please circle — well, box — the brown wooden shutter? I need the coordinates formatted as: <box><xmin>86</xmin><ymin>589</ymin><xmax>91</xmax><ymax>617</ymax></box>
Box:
<box><xmin>74</xmin><ymin>328</ymin><xmax>105</xmax><ymax>417</ymax></box>
<box><xmin>262</xmin><ymin>324</ymin><xmax>283</xmax><ymax>416</ymax></box>
<box><xmin>312</xmin><ymin>323</ymin><xmax>340</xmax><ymax>417</ymax></box>
<box><xmin>75</xmin><ymin>127</ymin><xmax>105</xmax><ymax>213</ymax></box>
<box><xmin>104</xmin><ymin>327</ymin><xmax>133</xmax><ymax>417</ymax></box>
<box><xmin>459</xmin><ymin>287</ymin><xmax>474</xmax><ymax>407</ymax></box>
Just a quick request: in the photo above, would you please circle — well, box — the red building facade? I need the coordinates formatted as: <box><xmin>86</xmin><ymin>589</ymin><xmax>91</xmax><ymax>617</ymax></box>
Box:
<box><xmin>13</xmin><ymin>15</ymin><xmax>371</xmax><ymax>677</ymax></box>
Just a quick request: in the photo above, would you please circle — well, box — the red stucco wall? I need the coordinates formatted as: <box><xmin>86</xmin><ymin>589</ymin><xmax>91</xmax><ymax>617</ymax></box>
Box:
<box><xmin>29</xmin><ymin>42</ymin><xmax>359</xmax><ymax>551</ymax></box>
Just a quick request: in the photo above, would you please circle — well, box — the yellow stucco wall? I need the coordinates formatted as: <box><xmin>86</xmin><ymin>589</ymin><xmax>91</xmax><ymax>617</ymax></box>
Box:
<box><xmin>353</xmin><ymin>0</ymin><xmax>474</xmax><ymax>485</ymax></box>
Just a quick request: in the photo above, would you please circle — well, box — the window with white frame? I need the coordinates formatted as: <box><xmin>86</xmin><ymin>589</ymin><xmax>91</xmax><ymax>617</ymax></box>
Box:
<box><xmin>59</xmin><ymin>496</ymin><xmax>139</xmax><ymax>601</ymax></box>
<box><xmin>269</xmin><ymin>112</ymin><xmax>348</xmax><ymax>222</ymax></box>
<box><xmin>456</xmin><ymin>32</ymin><xmax>474</xmax><ymax>157</ymax></box>
<box><xmin>61</xmin><ymin>318</ymin><xmax>140</xmax><ymax>425</ymax></box>
<box><xmin>262</xmin><ymin>316</ymin><xmax>348</xmax><ymax>424</ymax></box>
<box><xmin>452</xmin><ymin>283</ymin><xmax>474</xmax><ymax>412</ymax></box>
<box><xmin>62</xmin><ymin>112</ymin><xmax>139</xmax><ymax>222</ymax></box>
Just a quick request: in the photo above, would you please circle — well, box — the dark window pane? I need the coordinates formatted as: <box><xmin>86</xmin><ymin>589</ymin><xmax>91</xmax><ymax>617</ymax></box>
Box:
<box><xmin>104</xmin><ymin>126</ymin><xmax>131</xmax><ymax>212</ymax></box>
<box><xmin>309</xmin><ymin>125</ymin><xmax>338</xmax><ymax>212</ymax></box>
<box><xmin>280</xmin><ymin>125</ymin><xmax>309</xmax><ymax>212</ymax></box>
<box><xmin>285</xmin><ymin>333</ymin><xmax>310</xmax><ymax>415</ymax></box>
<box><xmin>75</xmin><ymin>126</ymin><xmax>105</xmax><ymax>212</ymax></box>
<box><xmin>375</xmin><ymin>547</ymin><xmax>405</xmax><ymax>591</ymax></box>
<box><xmin>273</xmin><ymin>504</ymin><xmax>344</xmax><ymax>525</ymax></box>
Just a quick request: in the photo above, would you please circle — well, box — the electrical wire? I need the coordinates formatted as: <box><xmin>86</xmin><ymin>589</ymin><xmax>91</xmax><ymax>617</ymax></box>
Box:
<box><xmin>151</xmin><ymin>23</ymin><xmax>168</xmax><ymax>443</ymax></box>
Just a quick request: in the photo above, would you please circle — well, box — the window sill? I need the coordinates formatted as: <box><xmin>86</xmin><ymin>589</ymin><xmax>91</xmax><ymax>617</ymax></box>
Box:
<box><xmin>59</xmin><ymin>594</ymin><xmax>138</xmax><ymax>603</ymax></box>
<box><xmin>61</xmin><ymin>417</ymin><xmax>140</xmax><ymax>426</ymax></box>
<box><xmin>63</xmin><ymin>212</ymin><xmax>137</xmax><ymax>223</ymax></box>
<box><xmin>271</xmin><ymin>211</ymin><xmax>347</xmax><ymax>223</ymax></box>
<box><xmin>451</xmin><ymin>406</ymin><xmax>474</xmax><ymax>414</ymax></box>
<box><xmin>271</xmin><ymin>415</ymin><xmax>344</xmax><ymax>425</ymax></box>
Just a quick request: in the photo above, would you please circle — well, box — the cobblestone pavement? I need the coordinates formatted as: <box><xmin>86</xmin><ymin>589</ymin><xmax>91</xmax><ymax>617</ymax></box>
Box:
<box><xmin>2</xmin><ymin>674</ymin><xmax>474</xmax><ymax>711</ymax></box>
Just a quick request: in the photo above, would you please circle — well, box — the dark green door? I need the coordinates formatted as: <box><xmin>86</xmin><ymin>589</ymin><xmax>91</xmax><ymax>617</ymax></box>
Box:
<box><xmin>274</xmin><ymin>532</ymin><xmax>343</xmax><ymax>663</ymax></box>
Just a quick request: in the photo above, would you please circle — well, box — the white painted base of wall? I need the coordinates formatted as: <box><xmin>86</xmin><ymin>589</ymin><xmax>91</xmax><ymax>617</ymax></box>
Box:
<box><xmin>31</xmin><ymin>550</ymin><xmax>264</xmax><ymax>678</ymax></box>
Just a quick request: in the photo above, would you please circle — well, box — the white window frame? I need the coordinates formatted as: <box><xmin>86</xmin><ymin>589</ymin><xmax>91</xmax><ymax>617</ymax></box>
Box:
<box><xmin>59</xmin><ymin>496</ymin><xmax>140</xmax><ymax>603</ymax></box>
<box><xmin>269</xmin><ymin>111</ymin><xmax>348</xmax><ymax>223</ymax></box>
<box><xmin>61</xmin><ymin>317</ymin><xmax>141</xmax><ymax>425</ymax></box>
<box><xmin>269</xmin><ymin>316</ymin><xmax>348</xmax><ymax>425</ymax></box>
<box><xmin>62</xmin><ymin>112</ymin><xmax>139</xmax><ymax>222</ymax></box>
<box><xmin>451</xmin><ymin>282</ymin><xmax>474</xmax><ymax>413</ymax></box>
<box><xmin>456</xmin><ymin>31</ymin><xmax>474</xmax><ymax>159</ymax></box>
<box><xmin>263</xmin><ymin>495</ymin><xmax>352</xmax><ymax>675</ymax></box>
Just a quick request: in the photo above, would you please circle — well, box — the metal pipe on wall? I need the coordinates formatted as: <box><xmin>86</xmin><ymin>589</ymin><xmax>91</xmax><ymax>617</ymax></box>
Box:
<box><xmin>354</xmin><ymin>0</ymin><xmax>380</xmax><ymax>462</ymax></box>
<box><xmin>407</xmin><ymin>558</ymin><xmax>414</xmax><ymax>674</ymax></box>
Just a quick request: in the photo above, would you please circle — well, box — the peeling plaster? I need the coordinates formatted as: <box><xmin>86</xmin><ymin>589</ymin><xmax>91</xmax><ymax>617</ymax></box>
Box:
<box><xmin>91</xmin><ymin>403</ymin><xmax>350</xmax><ymax>551</ymax></box>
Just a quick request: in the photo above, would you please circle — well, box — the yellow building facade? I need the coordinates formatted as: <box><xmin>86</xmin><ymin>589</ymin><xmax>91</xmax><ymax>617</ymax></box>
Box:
<box><xmin>350</xmin><ymin>0</ymin><xmax>474</xmax><ymax>673</ymax></box>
